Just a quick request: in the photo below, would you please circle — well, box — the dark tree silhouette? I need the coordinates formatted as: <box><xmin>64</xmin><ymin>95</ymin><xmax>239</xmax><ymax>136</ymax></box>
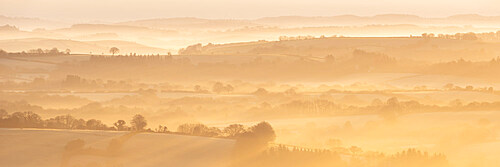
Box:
<box><xmin>235</xmin><ymin>121</ymin><xmax>276</xmax><ymax>153</ymax></box>
<box><xmin>7</xmin><ymin>111</ymin><xmax>43</xmax><ymax>128</ymax></box>
<box><xmin>114</xmin><ymin>120</ymin><xmax>127</xmax><ymax>131</ymax></box>
<box><xmin>156</xmin><ymin>125</ymin><xmax>168</xmax><ymax>133</ymax></box>
<box><xmin>48</xmin><ymin>48</ymin><xmax>59</xmax><ymax>54</ymax></box>
<box><xmin>177</xmin><ymin>123</ymin><xmax>221</xmax><ymax>137</ymax></box>
<box><xmin>223</xmin><ymin>124</ymin><xmax>246</xmax><ymax>138</ymax></box>
<box><xmin>249</xmin><ymin>121</ymin><xmax>276</xmax><ymax>143</ymax></box>
<box><xmin>212</xmin><ymin>82</ymin><xmax>234</xmax><ymax>94</ymax></box>
<box><xmin>109</xmin><ymin>47</ymin><xmax>119</xmax><ymax>55</ymax></box>
<box><xmin>253</xmin><ymin>88</ymin><xmax>269</xmax><ymax>95</ymax></box>
<box><xmin>131</xmin><ymin>114</ymin><xmax>147</xmax><ymax>131</ymax></box>
<box><xmin>86</xmin><ymin>119</ymin><xmax>107</xmax><ymax>130</ymax></box>
<box><xmin>212</xmin><ymin>82</ymin><xmax>225</xmax><ymax>93</ymax></box>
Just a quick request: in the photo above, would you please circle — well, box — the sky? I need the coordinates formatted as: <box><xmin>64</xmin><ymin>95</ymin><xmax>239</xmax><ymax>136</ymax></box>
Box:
<box><xmin>1</xmin><ymin>0</ymin><xmax>500</xmax><ymax>22</ymax></box>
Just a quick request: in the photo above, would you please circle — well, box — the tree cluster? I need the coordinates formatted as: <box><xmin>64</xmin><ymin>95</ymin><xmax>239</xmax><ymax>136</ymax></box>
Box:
<box><xmin>0</xmin><ymin>110</ymin><xmax>148</xmax><ymax>131</ymax></box>
<box><xmin>234</xmin><ymin>146</ymin><xmax>448</xmax><ymax>167</ymax></box>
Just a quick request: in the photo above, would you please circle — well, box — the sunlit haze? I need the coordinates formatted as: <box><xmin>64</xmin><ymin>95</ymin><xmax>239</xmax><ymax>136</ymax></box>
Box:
<box><xmin>1</xmin><ymin>0</ymin><xmax>500</xmax><ymax>22</ymax></box>
<box><xmin>1</xmin><ymin>0</ymin><xmax>500</xmax><ymax>167</ymax></box>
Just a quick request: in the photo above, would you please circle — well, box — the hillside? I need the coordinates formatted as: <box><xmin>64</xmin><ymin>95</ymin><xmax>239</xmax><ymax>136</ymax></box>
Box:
<box><xmin>0</xmin><ymin>128</ymin><xmax>235</xmax><ymax>167</ymax></box>
<box><xmin>0</xmin><ymin>15</ymin><xmax>69</xmax><ymax>30</ymax></box>
<box><xmin>55</xmin><ymin>24</ymin><xmax>179</xmax><ymax>36</ymax></box>
<box><xmin>254</xmin><ymin>14</ymin><xmax>500</xmax><ymax>27</ymax></box>
<box><xmin>179</xmin><ymin>37</ymin><xmax>500</xmax><ymax>62</ymax></box>
<box><xmin>0</xmin><ymin>38</ymin><xmax>168</xmax><ymax>54</ymax></box>
<box><xmin>116</xmin><ymin>17</ymin><xmax>259</xmax><ymax>30</ymax></box>
<box><xmin>117</xmin><ymin>14</ymin><xmax>500</xmax><ymax>29</ymax></box>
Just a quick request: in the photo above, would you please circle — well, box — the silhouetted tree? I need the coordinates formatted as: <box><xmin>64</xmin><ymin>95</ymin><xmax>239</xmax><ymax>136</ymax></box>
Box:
<box><xmin>236</xmin><ymin>121</ymin><xmax>276</xmax><ymax>150</ymax></box>
<box><xmin>109</xmin><ymin>47</ymin><xmax>119</xmax><ymax>55</ymax></box>
<box><xmin>213</xmin><ymin>82</ymin><xmax>224</xmax><ymax>93</ymax></box>
<box><xmin>177</xmin><ymin>123</ymin><xmax>221</xmax><ymax>137</ymax></box>
<box><xmin>46</xmin><ymin>115</ymin><xmax>84</xmax><ymax>129</ymax></box>
<box><xmin>86</xmin><ymin>119</ymin><xmax>106</xmax><ymax>130</ymax></box>
<box><xmin>48</xmin><ymin>48</ymin><xmax>57</xmax><ymax>54</ymax></box>
<box><xmin>114</xmin><ymin>120</ymin><xmax>127</xmax><ymax>131</ymax></box>
<box><xmin>232</xmin><ymin>121</ymin><xmax>277</xmax><ymax>167</ymax></box>
<box><xmin>131</xmin><ymin>114</ymin><xmax>147</xmax><ymax>131</ymax></box>
<box><xmin>6</xmin><ymin>111</ymin><xmax>43</xmax><ymax>128</ymax></box>
<box><xmin>223</xmin><ymin>124</ymin><xmax>246</xmax><ymax>138</ymax></box>
<box><xmin>253</xmin><ymin>88</ymin><xmax>269</xmax><ymax>96</ymax></box>
<box><xmin>212</xmin><ymin>82</ymin><xmax>234</xmax><ymax>93</ymax></box>
<box><xmin>324</xmin><ymin>54</ymin><xmax>336</xmax><ymax>64</ymax></box>
<box><xmin>156</xmin><ymin>125</ymin><xmax>168</xmax><ymax>133</ymax></box>
<box><xmin>387</xmin><ymin>148</ymin><xmax>449</xmax><ymax>167</ymax></box>
<box><xmin>380</xmin><ymin>97</ymin><xmax>402</xmax><ymax>122</ymax></box>
<box><xmin>462</xmin><ymin>32</ymin><xmax>478</xmax><ymax>40</ymax></box>
<box><xmin>65</xmin><ymin>48</ymin><xmax>71</xmax><ymax>54</ymax></box>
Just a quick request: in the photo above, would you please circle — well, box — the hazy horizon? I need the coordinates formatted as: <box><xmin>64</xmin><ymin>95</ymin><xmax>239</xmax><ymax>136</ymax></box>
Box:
<box><xmin>1</xmin><ymin>0</ymin><xmax>500</xmax><ymax>22</ymax></box>
<box><xmin>2</xmin><ymin>1</ymin><xmax>500</xmax><ymax>167</ymax></box>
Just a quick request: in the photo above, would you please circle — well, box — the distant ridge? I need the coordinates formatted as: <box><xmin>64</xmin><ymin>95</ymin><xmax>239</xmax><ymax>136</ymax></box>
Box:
<box><xmin>116</xmin><ymin>14</ymin><xmax>500</xmax><ymax>29</ymax></box>
<box><xmin>115</xmin><ymin>17</ymin><xmax>258</xmax><ymax>30</ymax></box>
<box><xmin>3</xmin><ymin>14</ymin><xmax>500</xmax><ymax>31</ymax></box>
<box><xmin>0</xmin><ymin>15</ymin><xmax>69</xmax><ymax>30</ymax></box>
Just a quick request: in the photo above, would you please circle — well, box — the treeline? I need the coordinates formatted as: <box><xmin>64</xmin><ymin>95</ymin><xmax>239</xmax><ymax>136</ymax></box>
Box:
<box><xmin>230</xmin><ymin>122</ymin><xmax>448</xmax><ymax>167</ymax></box>
<box><xmin>236</xmin><ymin>146</ymin><xmax>448</xmax><ymax>167</ymax></box>
<box><xmin>88</xmin><ymin>54</ymin><xmax>176</xmax><ymax>64</ymax></box>
<box><xmin>0</xmin><ymin>74</ymin><xmax>159</xmax><ymax>91</ymax></box>
<box><xmin>418</xmin><ymin>31</ymin><xmax>500</xmax><ymax>40</ymax></box>
<box><xmin>2</xmin><ymin>94</ymin><xmax>500</xmax><ymax>125</ymax></box>
<box><xmin>0</xmin><ymin>48</ymin><xmax>70</xmax><ymax>56</ymax></box>
<box><xmin>55</xmin><ymin>50</ymin><xmax>403</xmax><ymax>81</ymax></box>
<box><xmin>248</xmin><ymin>96</ymin><xmax>500</xmax><ymax>119</ymax></box>
<box><xmin>0</xmin><ymin>108</ymin><xmax>450</xmax><ymax>167</ymax></box>
<box><xmin>0</xmin><ymin>74</ymin><xmax>237</xmax><ymax>94</ymax></box>
<box><xmin>0</xmin><ymin>110</ymin><xmax>146</xmax><ymax>131</ymax></box>
<box><xmin>425</xmin><ymin>57</ymin><xmax>500</xmax><ymax>79</ymax></box>
<box><xmin>0</xmin><ymin>108</ymin><xmax>271</xmax><ymax>139</ymax></box>
<box><xmin>52</xmin><ymin>49</ymin><xmax>500</xmax><ymax>82</ymax></box>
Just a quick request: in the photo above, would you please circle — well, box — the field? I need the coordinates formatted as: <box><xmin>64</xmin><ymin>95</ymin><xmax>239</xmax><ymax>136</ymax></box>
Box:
<box><xmin>0</xmin><ymin>128</ymin><xmax>235</xmax><ymax>167</ymax></box>
<box><xmin>182</xmin><ymin>37</ymin><xmax>500</xmax><ymax>62</ymax></box>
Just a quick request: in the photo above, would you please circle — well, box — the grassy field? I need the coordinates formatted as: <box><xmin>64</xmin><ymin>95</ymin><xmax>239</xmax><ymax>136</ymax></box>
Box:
<box><xmin>186</xmin><ymin>37</ymin><xmax>500</xmax><ymax>62</ymax></box>
<box><xmin>0</xmin><ymin>129</ymin><xmax>235</xmax><ymax>167</ymax></box>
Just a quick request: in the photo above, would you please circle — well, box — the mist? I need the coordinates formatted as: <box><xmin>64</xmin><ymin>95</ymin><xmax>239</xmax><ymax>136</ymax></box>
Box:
<box><xmin>1</xmin><ymin>1</ymin><xmax>500</xmax><ymax>167</ymax></box>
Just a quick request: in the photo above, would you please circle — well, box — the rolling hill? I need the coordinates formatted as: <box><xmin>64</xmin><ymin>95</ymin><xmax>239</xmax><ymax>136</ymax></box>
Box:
<box><xmin>178</xmin><ymin>37</ymin><xmax>500</xmax><ymax>62</ymax></box>
<box><xmin>116</xmin><ymin>17</ymin><xmax>259</xmax><ymax>30</ymax></box>
<box><xmin>118</xmin><ymin>14</ymin><xmax>500</xmax><ymax>29</ymax></box>
<box><xmin>0</xmin><ymin>128</ymin><xmax>235</xmax><ymax>167</ymax></box>
<box><xmin>0</xmin><ymin>15</ymin><xmax>69</xmax><ymax>30</ymax></box>
<box><xmin>0</xmin><ymin>38</ymin><xmax>168</xmax><ymax>54</ymax></box>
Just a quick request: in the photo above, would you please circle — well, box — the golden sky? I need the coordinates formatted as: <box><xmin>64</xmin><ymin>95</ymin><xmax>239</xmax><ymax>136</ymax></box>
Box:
<box><xmin>1</xmin><ymin>0</ymin><xmax>499</xmax><ymax>22</ymax></box>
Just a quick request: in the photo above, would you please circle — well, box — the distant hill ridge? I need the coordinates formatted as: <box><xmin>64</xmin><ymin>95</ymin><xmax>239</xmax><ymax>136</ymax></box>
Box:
<box><xmin>3</xmin><ymin>14</ymin><xmax>500</xmax><ymax>30</ymax></box>
<box><xmin>118</xmin><ymin>14</ymin><xmax>500</xmax><ymax>29</ymax></box>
